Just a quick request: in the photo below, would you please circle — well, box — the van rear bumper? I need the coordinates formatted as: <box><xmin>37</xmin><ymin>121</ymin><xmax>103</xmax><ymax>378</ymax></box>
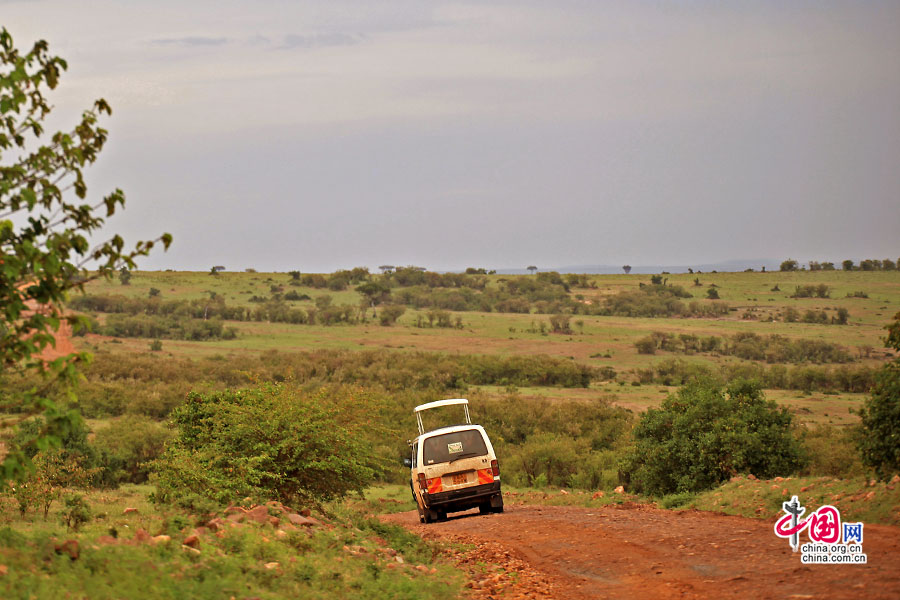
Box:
<box><xmin>425</xmin><ymin>481</ymin><xmax>501</xmax><ymax>509</ymax></box>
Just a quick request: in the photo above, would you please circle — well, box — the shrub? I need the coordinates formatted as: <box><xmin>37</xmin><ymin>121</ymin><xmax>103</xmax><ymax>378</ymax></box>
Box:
<box><xmin>857</xmin><ymin>312</ymin><xmax>900</xmax><ymax>480</ymax></box>
<box><xmin>509</xmin><ymin>433</ymin><xmax>581</xmax><ymax>487</ymax></box>
<box><xmin>634</xmin><ymin>337</ymin><xmax>656</xmax><ymax>354</ymax></box>
<box><xmin>549</xmin><ymin>314</ymin><xmax>572</xmax><ymax>334</ymax></box>
<box><xmin>61</xmin><ymin>493</ymin><xmax>92</xmax><ymax>531</ymax></box>
<box><xmin>620</xmin><ymin>379</ymin><xmax>804</xmax><ymax>495</ymax></box>
<box><xmin>799</xmin><ymin>424</ymin><xmax>864</xmax><ymax>478</ymax></box>
<box><xmin>379</xmin><ymin>305</ymin><xmax>406</xmax><ymax>326</ymax></box>
<box><xmin>802</xmin><ymin>310</ymin><xmax>828</xmax><ymax>324</ymax></box>
<box><xmin>791</xmin><ymin>285</ymin><xmax>830</xmax><ymax>299</ymax></box>
<box><xmin>93</xmin><ymin>415</ymin><xmax>173</xmax><ymax>485</ymax></box>
<box><xmin>152</xmin><ymin>384</ymin><xmax>384</xmax><ymax>507</ymax></box>
<box><xmin>780</xmin><ymin>259</ymin><xmax>799</xmax><ymax>272</ymax></box>
<box><xmin>7</xmin><ymin>451</ymin><xmax>97</xmax><ymax>518</ymax></box>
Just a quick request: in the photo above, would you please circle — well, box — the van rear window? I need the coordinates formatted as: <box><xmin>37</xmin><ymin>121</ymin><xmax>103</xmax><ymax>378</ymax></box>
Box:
<box><xmin>423</xmin><ymin>429</ymin><xmax>488</xmax><ymax>465</ymax></box>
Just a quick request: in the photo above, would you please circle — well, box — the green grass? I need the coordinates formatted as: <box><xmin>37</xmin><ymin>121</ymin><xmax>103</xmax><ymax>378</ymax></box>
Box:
<box><xmin>68</xmin><ymin>268</ymin><xmax>900</xmax><ymax>426</ymax></box>
<box><xmin>684</xmin><ymin>475</ymin><xmax>900</xmax><ymax>526</ymax></box>
<box><xmin>81</xmin><ymin>270</ymin><xmax>900</xmax><ymax>364</ymax></box>
<box><xmin>0</xmin><ymin>485</ymin><xmax>463</xmax><ymax>600</ymax></box>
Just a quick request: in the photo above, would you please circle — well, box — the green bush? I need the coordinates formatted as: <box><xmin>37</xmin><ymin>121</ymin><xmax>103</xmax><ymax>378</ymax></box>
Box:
<box><xmin>507</xmin><ymin>433</ymin><xmax>581</xmax><ymax>487</ymax></box>
<box><xmin>620</xmin><ymin>379</ymin><xmax>804</xmax><ymax>495</ymax></box>
<box><xmin>378</xmin><ymin>305</ymin><xmax>406</xmax><ymax>326</ymax></box>
<box><xmin>5</xmin><ymin>451</ymin><xmax>97</xmax><ymax>519</ymax></box>
<box><xmin>799</xmin><ymin>424</ymin><xmax>864</xmax><ymax>478</ymax></box>
<box><xmin>857</xmin><ymin>312</ymin><xmax>900</xmax><ymax>480</ymax></box>
<box><xmin>634</xmin><ymin>337</ymin><xmax>656</xmax><ymax>354</ymax></box>
<box><xmin>475</xmin><ymin>394</ymin><xmax>631</xmax><ymax>490</ymax></box>
<box><xmin>61</xmin><ymin>493</ymin><xmax>91</xmax><ymax>531</ymax></box>
<box><xmin>152</xmin><ymin>384</ymin><xmax>386</xmax><ymax>507</ymax></box>
<box><xmin>93</xmin><ymin>415</ymin><xmax>173</xmax><ymax>485</ymax></box>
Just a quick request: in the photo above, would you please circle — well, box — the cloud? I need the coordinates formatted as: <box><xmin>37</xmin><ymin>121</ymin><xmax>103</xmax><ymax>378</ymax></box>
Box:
<box><xmin>279</xmin><ymin>32</ymin><xmax>364</xmax><ymax>50</ymax></box>
<box><xmin>150</xmin><ymin>36</ymin><xmax>229</xmax><ymax>47</ymax></box>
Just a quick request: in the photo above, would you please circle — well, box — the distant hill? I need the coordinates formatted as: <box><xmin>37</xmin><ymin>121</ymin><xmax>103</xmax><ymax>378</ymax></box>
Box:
<box><xmin>494</xmin><ymin>259</ymin><xmax>781</xmax><ymax>275</ymax></box>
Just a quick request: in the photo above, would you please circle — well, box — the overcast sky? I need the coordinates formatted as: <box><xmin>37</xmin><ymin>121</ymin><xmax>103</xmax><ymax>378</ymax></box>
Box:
<box><xmin>4</xmin><ymin>1</ymin><xmax>899</xmax><ymax>272</ymax></box>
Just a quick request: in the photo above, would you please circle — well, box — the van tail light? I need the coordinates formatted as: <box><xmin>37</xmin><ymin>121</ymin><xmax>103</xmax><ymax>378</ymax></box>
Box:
<box><xmin>417</xmin><ymin>473</ymin><xmax>427</xmax><ymax>491</ymax></box>
<box><xmin>491</xmin><ymin>459</ymin><xmax>500</xmax><ymax>477</ymax></box>
<box><xmin>426</xmin><ymin>477</ymin><xmax>443</xmax><ymax>494</ymax></box>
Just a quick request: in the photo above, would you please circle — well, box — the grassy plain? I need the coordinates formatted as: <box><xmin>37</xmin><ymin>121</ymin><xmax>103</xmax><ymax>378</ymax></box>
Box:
<box><xmin>0</xmin><ymin>485</ymin><xmax>462</xmax><ymax>600</ymax></box>
<box><xmin>77</xmin><ymin>268</ymin><xmax>900</xmax><ymax>425</ymax></box>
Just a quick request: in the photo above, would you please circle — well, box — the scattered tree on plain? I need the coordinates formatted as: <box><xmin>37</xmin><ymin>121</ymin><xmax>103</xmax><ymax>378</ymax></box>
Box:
<box><xmin>780</xmin><ymin>259</ymin><xmax>799</xmax><ymax>272</ymax></box>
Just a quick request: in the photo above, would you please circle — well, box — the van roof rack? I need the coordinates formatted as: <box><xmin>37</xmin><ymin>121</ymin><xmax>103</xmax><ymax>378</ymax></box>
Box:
<box><xmin>414</xmin><ymin>398</ymin><xmax>471</xmax><ymax>435</ymax></box>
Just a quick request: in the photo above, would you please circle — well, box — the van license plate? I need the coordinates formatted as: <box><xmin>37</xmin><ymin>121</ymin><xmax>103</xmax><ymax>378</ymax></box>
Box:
<box><xmin>451</xmin><ymin>474</ymin><xmax>467</xmax><ymax>486</ymax></box>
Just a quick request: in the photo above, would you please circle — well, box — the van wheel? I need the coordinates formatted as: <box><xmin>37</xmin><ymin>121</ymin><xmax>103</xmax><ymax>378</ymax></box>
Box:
<box><xmin>478</xmin><ymin>502</ymin><xmax>491</xmax><ymax>515</ymax></box>
<box><xmin>423</xmin><ymin>508</ymin><xmax>438</xmax><ymax>524</ymax></box>
<box><xmin>416</xmin><ymin>504</ymin><xmax>425</xmax><ymax>524</ymax></box>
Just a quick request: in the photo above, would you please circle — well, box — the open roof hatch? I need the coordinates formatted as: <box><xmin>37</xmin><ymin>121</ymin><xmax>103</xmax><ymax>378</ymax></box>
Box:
<box><xmin>414</xmin><ymin>398</ymin><xmax>471</xmax><ymax>435</ymax></box>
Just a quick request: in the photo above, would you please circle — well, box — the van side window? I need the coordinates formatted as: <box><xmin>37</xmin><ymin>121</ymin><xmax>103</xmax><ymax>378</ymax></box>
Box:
<box><xmin>412</xmin><ymin>442</ymin><xmax>418</xmax><ymax>468</ymax></box>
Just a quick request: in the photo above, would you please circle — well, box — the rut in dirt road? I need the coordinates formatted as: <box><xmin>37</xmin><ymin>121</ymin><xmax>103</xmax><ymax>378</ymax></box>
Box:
<box><xmin>385</xmin><ymin>503</ymin><xmax>900</xmax><ymax>600</ymax></box>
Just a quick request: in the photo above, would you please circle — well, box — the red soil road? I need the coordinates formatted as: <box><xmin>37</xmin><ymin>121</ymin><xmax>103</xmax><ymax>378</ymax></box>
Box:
<box><xmin>384</xmin><ymin>503</ymin><xmax>900</xmax><ymax>599</ymax></box>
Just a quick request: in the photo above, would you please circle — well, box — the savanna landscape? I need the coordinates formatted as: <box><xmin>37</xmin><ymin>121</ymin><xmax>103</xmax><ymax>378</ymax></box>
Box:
<box><xmin>2</xmin><ymin>262</ymin><xmax>900</xmax><ymax>598</ymax></box>
<box><xmin>3</xmin><ymin>4</ymin><xmax>900</xmax><ymax>599</ymax></box>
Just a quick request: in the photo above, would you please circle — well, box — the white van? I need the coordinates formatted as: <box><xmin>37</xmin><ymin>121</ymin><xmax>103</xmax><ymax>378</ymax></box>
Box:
<box><xmin>404</xmin><ymin>398</ymin><xmax>503</xmax><ymax>523</ymax></box>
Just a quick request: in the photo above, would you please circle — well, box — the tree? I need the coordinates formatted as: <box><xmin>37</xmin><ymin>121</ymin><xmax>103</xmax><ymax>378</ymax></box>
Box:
<box><xmin>378</xmin><ymin>265</ymin><xmax>394</xmax><ymax>274</ymax></box>
<box><xmin>842</xmin><ymin>260</ymin><xmax>855</xmax><ymax>271</ymax></box>
<box><xmin>857</xmin><ymin>312</ymin><xmax>900</xmax><ymax>480</ymax></box>
<box><xmin>527</xmin><ymin>265</ymin><xmax>537</xmax><ymax>275</ymax></box>
<box><xmin>780</xmin><ymin>259</ymin><xmax>799</xmax><ymax>272</ymax></box>
<box><xmin>152</xmin><ymin>385</ymin><xmax>383</xmax><ymax>506</ymax></box>
<box><xmin>0</xmin><ymin>28</ymin><xmax>170</xmax><ymax>480</ymax></box>
<box><xmin>706</xmin><ymin>287</ymin><xmax>720</xmax><ymax>300</ymax></box>
<box><xmin>834</xmin><ymin>307</ymin><xmax>849</xmax><ymax>325</ymax></box>
<box><xmin>118</xmin><ymin>266</ymin><xmax>131</xmax><ymax>285</ymax></box>
<box><xmin>620</xmin><ymin>379</ymin><xmax>803</xmax><ymax>495</ymax></box>
<box><xmin>622</xmin><ymin>265</ymin><xmax>632</xmax><ymax>274</ymax></box>
<box><xmin>355</xmin><ymin>280</ymin><xmax>390</xmax><ymax>314</ymax></box>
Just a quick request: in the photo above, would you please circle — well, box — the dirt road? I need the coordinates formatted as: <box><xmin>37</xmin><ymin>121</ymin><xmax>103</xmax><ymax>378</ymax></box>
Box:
<box><xmin>384</xmin><ymin>502</ymin><xmax>900</xmax><ymax>599</ymax></box>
